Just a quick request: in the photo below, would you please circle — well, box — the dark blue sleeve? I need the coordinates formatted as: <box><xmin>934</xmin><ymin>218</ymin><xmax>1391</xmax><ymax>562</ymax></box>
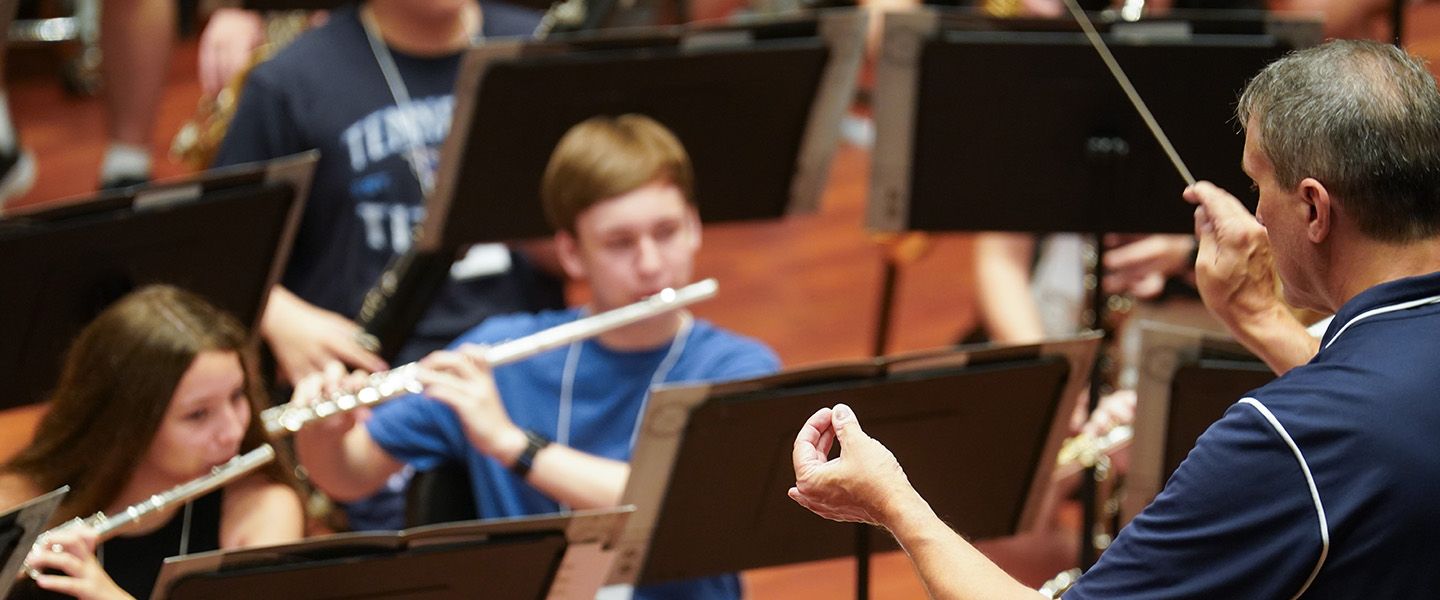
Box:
<box><xmin>479</xmin><ymin>1</ymin><xmax>544</xmax><ymax>39</ymax></box>
<box><xmin>1066</xmin><ymin>401</ymin><xmax>1325</xmax><ymax>599</ymax></box>
<box><xmin>213</xmin><ymin>66</ymin><xmax>308</xmax><ymax>168</ymax></box>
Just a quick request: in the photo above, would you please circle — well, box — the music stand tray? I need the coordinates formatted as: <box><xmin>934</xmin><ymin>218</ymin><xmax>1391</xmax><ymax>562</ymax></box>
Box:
<box><xmin>1123</xmin><ymin>320</ymin><xmax>1274</xmax><ymax>525</ymax></box>
<box><xmin>151</xmin><ymin>507</ymin><xmax>631</xmax><ymax>600</ymax></box>
<box><xmin>609</xmin><ymin>335</ymin><xmax>1099</xmax><ymax>586</ymax></box>
<box><xmin>0</xmin><ymin>153</ymin><xmax>316</xmax><ymax>410</ymax></box>
<box><xmin>0</xmin><ymin>487</ymin><xmax>68</xmax><ymax>599</ymax></box>
<box><xmin>867</xmin><ymin>8</ymin><xmax>1321</xmax><ymax>235</ymax></box>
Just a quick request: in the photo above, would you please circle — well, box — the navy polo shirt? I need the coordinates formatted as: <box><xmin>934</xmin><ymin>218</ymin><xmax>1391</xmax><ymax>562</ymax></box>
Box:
<box><xmin>1068</xmin><ymin>271</ymin><xmax>1440</xmax><ymax>599</ymax></box>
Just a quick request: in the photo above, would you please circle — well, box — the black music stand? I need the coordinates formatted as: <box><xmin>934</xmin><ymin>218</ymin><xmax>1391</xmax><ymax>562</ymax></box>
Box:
<box><xmin>867</xmin><ymin>8</ymin><xmax>1320</xmax><ymax>235</ymax></box>
<box><xmin>1122</xmin><ymin>321</ymin><xmax>1274</xmax><ymax>525</ymax></box>
<box><xmin>0</xmin><ymin>488</ymin><xmax>67</xmax><ymax>599</ymax></box>
<box><xmin>355</xmin><ymin>10</ymin><xmax>865</xmax><ymax>357</ymax></box>
<box><xmin>607</xmin><ymin>336</ymin><xmax>1099</xmax><ymax>597</ymax></box>
<box><xmin>150</xmin><ymin>507</ymin><xmax>631</xmax><ymax>600</ymax></box>
<box><xmin>0</xmin><ymin>153</ymin><xmax>315</xmax><ymax>410</ymax></box>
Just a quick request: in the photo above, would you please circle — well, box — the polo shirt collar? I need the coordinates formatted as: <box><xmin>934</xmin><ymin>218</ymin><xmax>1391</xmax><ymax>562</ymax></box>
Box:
<box><xmin>1320</xmin><ymin>270</ymin><xmax>1440</xmax><ymax>349</ymax></box>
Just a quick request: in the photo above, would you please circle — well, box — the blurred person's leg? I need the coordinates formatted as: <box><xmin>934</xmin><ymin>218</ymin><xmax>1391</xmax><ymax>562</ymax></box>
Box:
<box><xmin>0</xmin><ymin>53</ymin><xmax>36</xmax><ymax>208</ymax></box>
<box><xmin>99</xmin><ymin>0</ymin><xmax>175</xmax><ymax>188</ymax></box>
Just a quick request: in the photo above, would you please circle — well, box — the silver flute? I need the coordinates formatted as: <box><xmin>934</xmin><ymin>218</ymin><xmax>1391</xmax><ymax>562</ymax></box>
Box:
<box><xmin>263</xmin><ymin>278</ymin><xmax>720</xmax><ymax>436</ymax></box>
<box><xmin>25</xmin><ymin>444</ymin><xmax>276</xmax><ymax>578</ymax></box>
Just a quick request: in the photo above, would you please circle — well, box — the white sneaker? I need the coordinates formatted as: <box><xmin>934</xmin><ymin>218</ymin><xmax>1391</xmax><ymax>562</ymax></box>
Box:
<box><xmin>0</xmin><ymin>146</ymin><xmax>37</xmax><ymax>211</ymax></box>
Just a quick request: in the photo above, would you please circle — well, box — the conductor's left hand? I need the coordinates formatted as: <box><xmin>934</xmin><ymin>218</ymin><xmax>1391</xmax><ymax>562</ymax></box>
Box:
<box><xmin>789</xmin><ymin>404</ymin><xmax>916</xmax><ymax>527</ymax></box>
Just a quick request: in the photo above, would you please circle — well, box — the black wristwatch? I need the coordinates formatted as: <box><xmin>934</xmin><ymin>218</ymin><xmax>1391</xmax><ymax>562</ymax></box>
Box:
<box><xmin>511</xmin><ymin>429</ymin><xmax>551</xmax><ymax>479</ymax></box>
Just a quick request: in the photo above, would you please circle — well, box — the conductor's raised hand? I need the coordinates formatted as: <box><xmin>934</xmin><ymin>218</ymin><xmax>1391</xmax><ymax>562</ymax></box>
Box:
<box><xmin>789</xmin><ymin>404</ymin><xmax>916</xmax><ymax>527</ymax></box>
<box><xmin>416</xmin><ymin>346</ymin><xmax>525</xmax><ymax>462</ymax></box>
<box><xmin>1184</xmin><ymin>181</ymin><xmax>1281</xmax><ymax>327</ymax></box>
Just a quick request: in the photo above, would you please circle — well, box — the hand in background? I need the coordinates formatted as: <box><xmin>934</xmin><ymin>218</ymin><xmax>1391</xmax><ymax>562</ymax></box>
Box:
<box><xmin>198</xmin><ymin>9</ymin><xmax>264</xmax><ymax>97</ymax></box>
<box><xmin>261</xmin><ymin>286</ymin><xmax>388</xmax><ymax>385</ymax></box>
<box><xmin>1102</xmin><ymin>233</ymin><xmax>1197</xmax><ymax>299</ymax></box>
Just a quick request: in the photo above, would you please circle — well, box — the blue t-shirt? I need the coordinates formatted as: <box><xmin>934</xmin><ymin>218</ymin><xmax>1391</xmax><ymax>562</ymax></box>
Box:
<box><xmin>369</xmin><ymin>308</ymin><xmax>781</xmax><ymax>600</ymax></box>
<box><xmin>1069</xmin><ymin>270</ymin><xmax>1440</xmax><ymax>598</ymax></box>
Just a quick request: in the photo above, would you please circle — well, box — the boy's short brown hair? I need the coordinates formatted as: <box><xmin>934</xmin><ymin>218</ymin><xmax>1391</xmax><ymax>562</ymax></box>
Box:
<box><xmin>541</xmin><ymin>114</ymin><xmax>695</xmax><ymax>234</ymax></box>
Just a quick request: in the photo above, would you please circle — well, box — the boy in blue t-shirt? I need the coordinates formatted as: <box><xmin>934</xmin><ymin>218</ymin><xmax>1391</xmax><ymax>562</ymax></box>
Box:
<box><xmin>294</xmin><ymin>114</ymin><xmax>780</xmax><ymax>600</ymax></box>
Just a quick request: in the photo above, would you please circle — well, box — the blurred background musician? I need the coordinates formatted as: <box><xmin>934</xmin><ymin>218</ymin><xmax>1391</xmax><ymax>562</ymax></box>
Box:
<box><xmin>212</xmin><ymin>0</ymin><xmax>564</xmax><ymax>385</ymax></box>
<box><xmin>294</xmin><ymin>114</ymin><xmax>780</xmax><ymax>600</ymax></box>
<box><xmin>0</xmin><ymin>285</ymin><xmax>303</xmax><ymax>600</ymax></box>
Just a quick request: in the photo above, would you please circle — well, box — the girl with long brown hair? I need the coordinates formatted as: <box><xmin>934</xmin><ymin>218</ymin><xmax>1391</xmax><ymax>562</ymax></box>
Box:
<box><xmin>0</xmin><ymin>285</ymin><xmax>304</xmax><ymax>600</ymax></box>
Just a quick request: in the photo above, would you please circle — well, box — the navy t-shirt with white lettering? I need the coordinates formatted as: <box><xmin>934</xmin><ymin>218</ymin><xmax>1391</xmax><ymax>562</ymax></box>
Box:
<box><xmin>215</xmin><ymin>2</ymin><xmax>562</xmax><ymax>365</ymax></box>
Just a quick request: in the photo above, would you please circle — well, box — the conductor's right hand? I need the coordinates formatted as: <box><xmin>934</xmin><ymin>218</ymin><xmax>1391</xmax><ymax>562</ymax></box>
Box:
<box><xmin>1185</xmin><ymin>181</ymin><xmax>1282</xmax><ymax>330</ymax></box>
<box><xmin>261</xmin><ymin>286</ymin><xmax>388</xmax><ymax>385</ymax></box>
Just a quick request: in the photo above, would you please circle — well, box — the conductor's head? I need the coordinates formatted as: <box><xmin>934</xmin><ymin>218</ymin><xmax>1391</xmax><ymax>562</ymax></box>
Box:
<box><xmin>1236</xmin><ymin>40</ymin><xmax>1440</xmax><ymax>311</ymax></box>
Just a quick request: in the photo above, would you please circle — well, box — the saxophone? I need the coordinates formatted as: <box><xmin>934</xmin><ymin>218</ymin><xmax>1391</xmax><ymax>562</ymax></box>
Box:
<box><xmin>169</xmin><ymin>13</ymin><xmax>311</xmax><ymax>170</ymax></box>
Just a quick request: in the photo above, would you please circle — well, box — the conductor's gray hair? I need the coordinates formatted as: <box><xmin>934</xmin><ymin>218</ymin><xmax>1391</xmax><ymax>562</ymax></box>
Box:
<box><xmin>1238</xmin><ymin>39</ymin><xmax>1440</xmax><ymax>242</ymax></box>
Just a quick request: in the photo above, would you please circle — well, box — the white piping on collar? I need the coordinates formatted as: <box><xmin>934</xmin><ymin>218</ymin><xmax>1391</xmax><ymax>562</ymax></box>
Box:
<box><xmin>1322</xmin><ymin>293</ymin><xmax>1440</xmax><ymax>349</ymax></box>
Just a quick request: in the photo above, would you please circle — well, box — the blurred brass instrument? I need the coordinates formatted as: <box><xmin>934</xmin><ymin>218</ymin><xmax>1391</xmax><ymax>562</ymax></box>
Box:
<box><xmin>1056</xmin><ymin>424</ymin><xmax>1133</xmax><ymax>473</ymax></box>
<box><xmin>172</xmin><ymin>0</ymin><xmax>591</xmax><ymax>170</ymax></box>
<box><xmin>986</xmin><ymin>0</ymin><xmax>1148</xmax><ymax>20</ymax></box>
<box><xmin>1038</xmin><ymin>568</ymin><xmax>1084</xmax><ymax>598</ymax></box>
<box><xmin>263</xmin><ymin>279</ymin><xmax>719</xmax><ymax>436</ymax></box>
<box><xmin>982</xmin><ymin>0</ymin><xmax>1022</xmax><ymax>17</ymax></box>
<box><xmin>169</xmin><ymin>13</ymin><xmax>311</xmax><ymax>170</ymax></box>
<box><xmin>534</xmin><ymin>0</ymin><xmax>589</xmax><ymax>38</ymax></box>
<box><xmin>24</xmin><ymin>444</ymin><xmax>276</xmax><ymax>579</ymax></box>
